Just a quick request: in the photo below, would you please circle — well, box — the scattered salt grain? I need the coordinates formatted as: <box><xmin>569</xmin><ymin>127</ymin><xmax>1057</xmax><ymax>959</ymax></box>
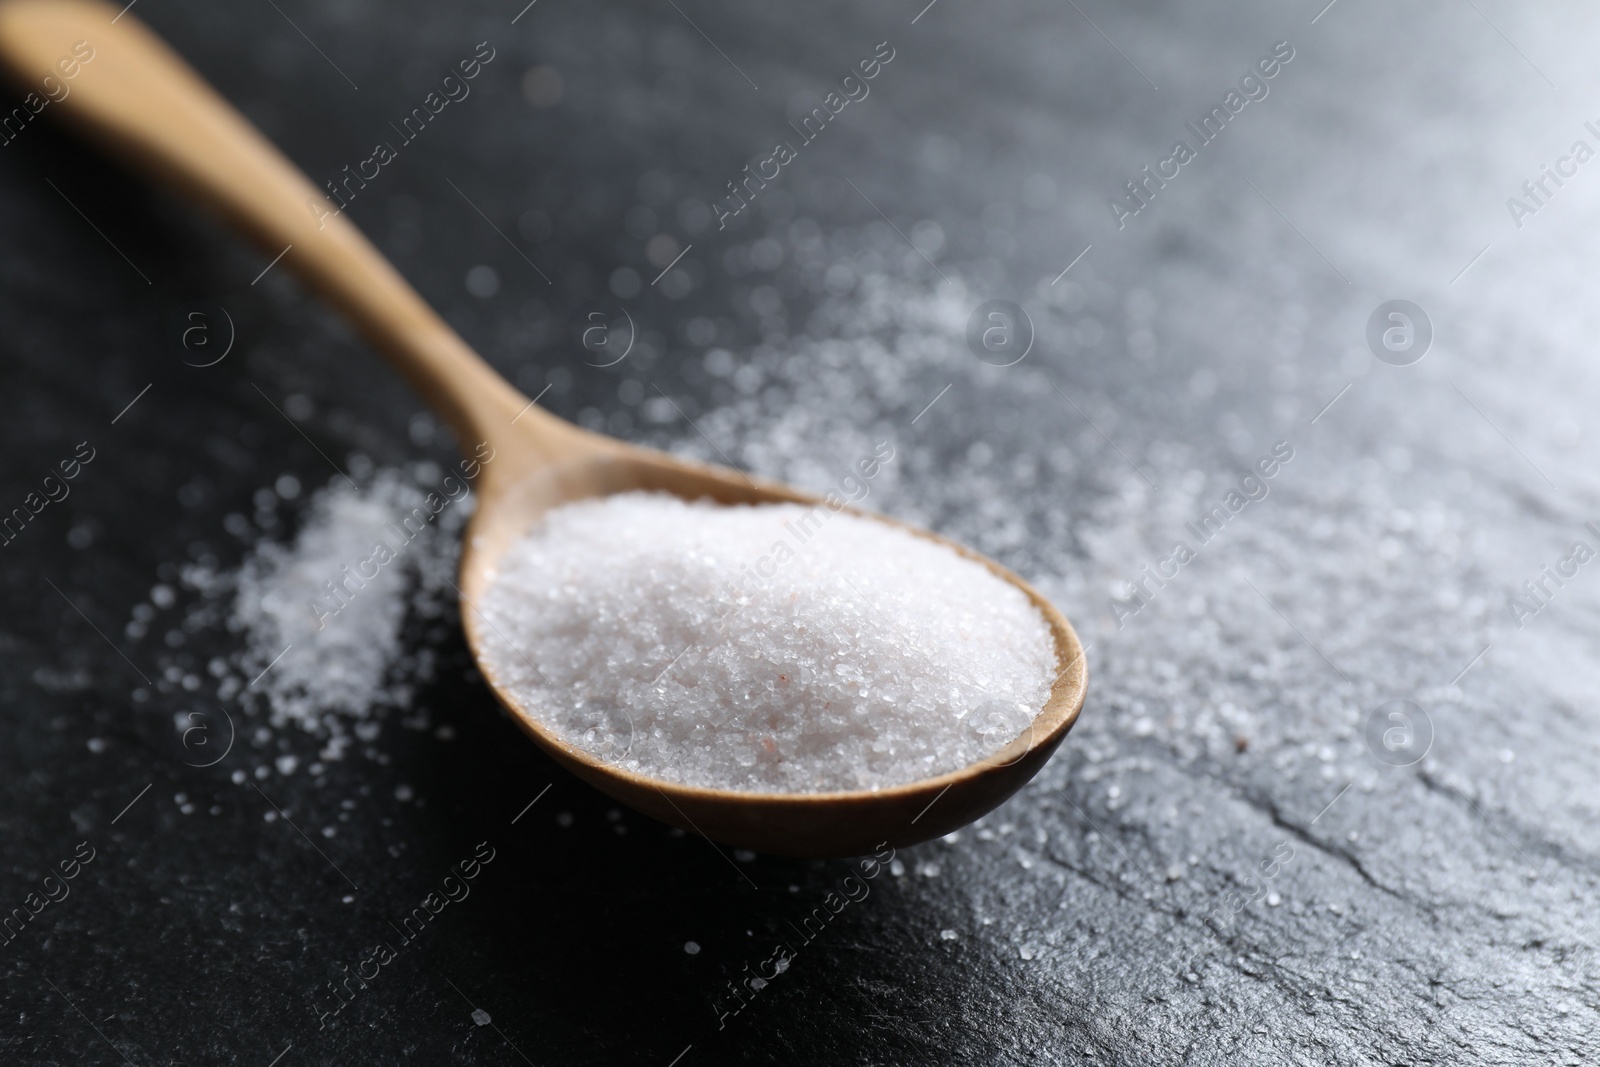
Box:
<box><xmin>477</xmin><ymin>492</ymin><xmax>1057</xmax><ymax>793</ymax></box>
<box><xmin>230</xmin><ymin>470</ymin><xmax>468</xmax><ymax>735</ymax></box>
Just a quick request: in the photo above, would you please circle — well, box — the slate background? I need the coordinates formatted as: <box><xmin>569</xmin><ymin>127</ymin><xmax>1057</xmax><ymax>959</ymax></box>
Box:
<box><xmin>1</xmin><ymin>0</ymin><xmax>1598</xmax><ymax>1064</ymax></box>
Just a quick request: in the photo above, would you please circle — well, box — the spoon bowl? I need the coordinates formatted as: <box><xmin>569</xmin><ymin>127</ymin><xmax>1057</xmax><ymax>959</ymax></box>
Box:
<box><xmin>0</xmin><ymin>0</ymin><xmax>1087</xmax><ymax>856</ymax></box>
<box><xmin>462</xmin><ymin>442</ymin><xmax>1087</xmax><ymax>855</ymax></box>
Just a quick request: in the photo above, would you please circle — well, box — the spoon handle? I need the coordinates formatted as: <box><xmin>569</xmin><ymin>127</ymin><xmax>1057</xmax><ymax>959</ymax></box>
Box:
<box><xmin>0</xmin><ymin>0</ymin><xmax>545</xmax><ymax>448</ymax></box>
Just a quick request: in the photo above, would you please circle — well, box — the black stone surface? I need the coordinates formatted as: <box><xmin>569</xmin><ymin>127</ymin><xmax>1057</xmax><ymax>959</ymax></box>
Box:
<box><xmin>1</xmin><ymin>1</ymin><xmax>1597</xmax><ymax>1064</ymax></box>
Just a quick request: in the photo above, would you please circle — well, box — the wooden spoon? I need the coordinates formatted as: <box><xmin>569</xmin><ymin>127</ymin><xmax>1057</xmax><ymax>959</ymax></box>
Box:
<box><xmin>0</xmin><ymin>0</ymin><xmax>1087</xmax><ymax>857</ymax></box>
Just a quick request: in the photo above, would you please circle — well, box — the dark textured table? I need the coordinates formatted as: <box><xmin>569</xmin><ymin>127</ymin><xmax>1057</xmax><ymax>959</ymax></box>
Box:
<box><xmin>2</xmin><ymin>0</ymin><xmax>1597</xmax><ymax>1063</ymax></box>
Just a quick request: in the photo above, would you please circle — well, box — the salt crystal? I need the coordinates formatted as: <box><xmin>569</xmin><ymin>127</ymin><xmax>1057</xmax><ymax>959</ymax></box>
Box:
<box><xmin>229</xmin><ymin>469</ymin><xmax>468</xmax><ymax>735</ymax></box>
<box><xmin>477</xmin><ymin>492</ymin><xmax>1056</xmax><ymax>793</ymax></box>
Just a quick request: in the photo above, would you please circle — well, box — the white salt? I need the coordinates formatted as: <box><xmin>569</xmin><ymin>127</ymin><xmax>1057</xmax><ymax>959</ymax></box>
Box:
<box><xmin>476</xmin><ymin>492</ymin><xmax>1057</xmax><ymax>793</ymax></box>
<box><xmin>226</xmin><ymin>468</ymin><xmax>468</xmax><ymax>736</ymax></box>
